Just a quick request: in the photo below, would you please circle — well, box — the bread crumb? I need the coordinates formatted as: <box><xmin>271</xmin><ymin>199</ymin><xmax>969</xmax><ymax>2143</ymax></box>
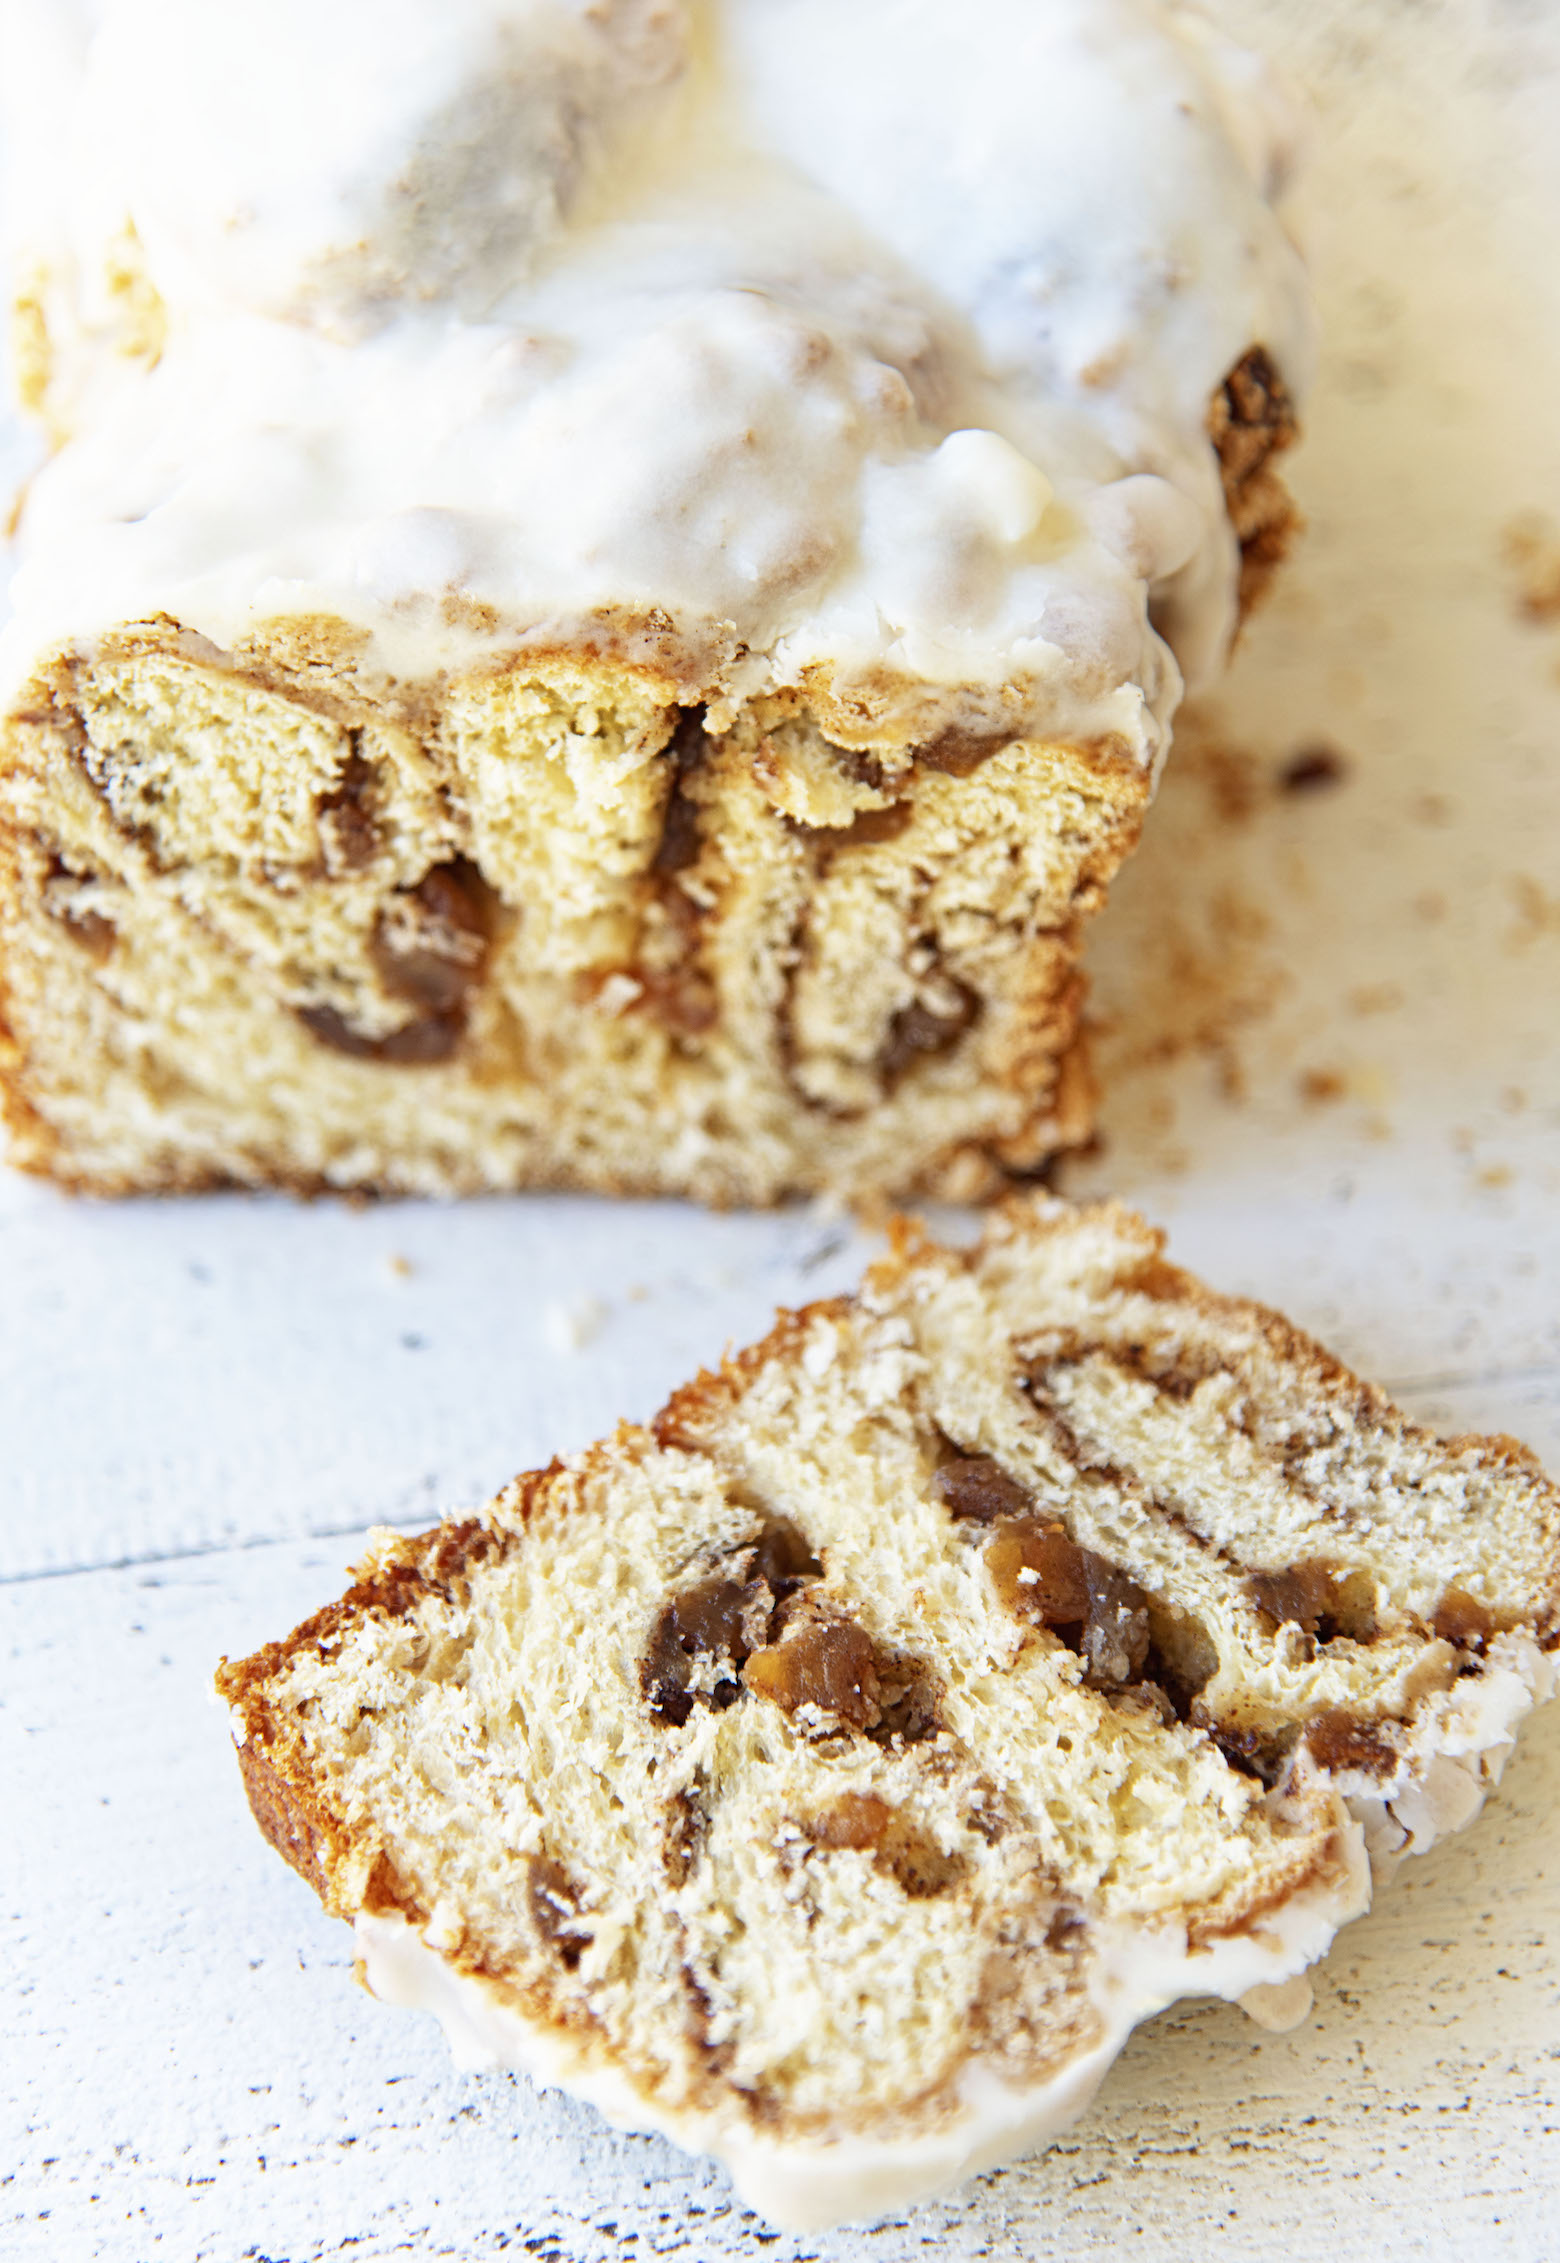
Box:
<box><xmin>1179</xmin><ymin>735</ymin><xmax>1261</xmax><ymax>824</ymax></box>
<box><xmin>386</xmin><ymin>1252</ymin><xmax>414</xmax><ymax>1280</ymax></box>
<box><xmin>1094</xmin><ymin>884</ymin><xmax>1285</xmax><ymax>1101</ymax></box>
<box><xmin>544</xmin><ymin>1297</ymin><xmax>607</xmax><ymax>1354</ymax></box>
<box><xmin>1477</xmin><ymin>1164</ymin><xmax>1514</xmax><ymax>1189</ymax></box>
<box><xmin>1299</xmin><ymin>1068</ymin><xmax>1345</xmax><ymax>1105</ymax></box>
<box><xmin>1507</xmin><ymin>874</ymin><xmax>1560</xmax><ymax>949</ymax></box>
<box><xmin>1501</xmin><ymin>512</ymin><xmax>1560</xmax><ymax>624</ymax></box>
<box><xmin>1278</xmin><ymin>743</ymin><xmax>1349</xmax><ymax>794</ymax></box>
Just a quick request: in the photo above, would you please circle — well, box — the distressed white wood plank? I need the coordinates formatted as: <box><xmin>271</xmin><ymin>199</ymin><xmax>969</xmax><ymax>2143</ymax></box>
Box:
<box><xmin>0</xmin><ymin>1183</ymin><xmax>873</xmax><ymax>1579</ymax></box>
<box><xmin>3</xmin><ymin>1540</ymin><xmax>1556</xmax><ymax>2263</ymax></box>
<box><xmin>4</xmin><ymin>1168</ymin><xmax>1558</xmax><ymax>1584</ymax></box>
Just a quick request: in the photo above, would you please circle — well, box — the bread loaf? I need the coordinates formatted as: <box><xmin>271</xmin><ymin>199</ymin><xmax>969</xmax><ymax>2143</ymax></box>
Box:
<box><xmin>218</xmin><ymin>1197</ymin><xmax>1559</xmax><ymax>2226</ymax></box>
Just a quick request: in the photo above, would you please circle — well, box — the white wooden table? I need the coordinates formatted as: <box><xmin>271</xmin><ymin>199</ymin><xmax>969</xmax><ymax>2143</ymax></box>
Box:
<box><xmin>4</xmin><ymin>5</ymin><xmax>1559</xmax><ymax>2256</ymax></box>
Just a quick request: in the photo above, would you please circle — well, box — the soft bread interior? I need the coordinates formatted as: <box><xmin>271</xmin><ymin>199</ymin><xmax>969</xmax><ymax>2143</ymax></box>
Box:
<box><xmin>1</xmin><ymin>625</ymin><xmax>1141</xmax><ymax>1200</ymax></box>
<box><xmin>218</xmin><ymin>1199</ymin><xmax>1559</xmax><ymax>2166</ymax></box>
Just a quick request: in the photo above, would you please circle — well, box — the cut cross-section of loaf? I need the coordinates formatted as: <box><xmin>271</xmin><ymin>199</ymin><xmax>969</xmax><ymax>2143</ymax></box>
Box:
<box><xmin>217</xmin><ymin>1197</ymin><xmax>1559</xmax><ymax>2228</ymax></box>
<box><xmin>0</xmin><ymin>637</ymin><xmax>1146</xmax><ymax>1199</ymax></box>
<box><xmin>0</xmin><ymin>0</ymin><xmax>1308</xmax><ymax>1202</ymax></box>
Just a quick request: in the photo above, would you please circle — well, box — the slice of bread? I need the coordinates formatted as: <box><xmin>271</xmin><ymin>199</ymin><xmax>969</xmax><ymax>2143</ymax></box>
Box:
<box><xmin>217</xmin><ymin>1197</ymin><xmax>1558</xmax><ymax>2227</ymax></box>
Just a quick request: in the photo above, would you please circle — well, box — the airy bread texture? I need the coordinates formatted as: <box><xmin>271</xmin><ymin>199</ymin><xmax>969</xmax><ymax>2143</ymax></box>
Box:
<box><xmin>0</xmin><ymin>625</ymin><xmax>1145</xmax><ymax>1201</ymax></box>
<box><xmin>217</xmin><ymin>1197</ymin><xmax>1559</xmax><ymax>2226</ymax></box>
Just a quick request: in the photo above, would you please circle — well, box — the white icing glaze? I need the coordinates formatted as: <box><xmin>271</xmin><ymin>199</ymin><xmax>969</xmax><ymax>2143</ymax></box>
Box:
<box><xmin>344</xmin><ymin>1642</ymin><xmax>1555</xmax><ymax>2228</ymax></box>
<box><xmin>1333</xmin><ymin>1633</ymin><xmax>1557</xmax><ymax>1880</ymax></box>
<box><xmin>0</xmin><ymin>0</ymin><xmax>1310</xmax><ymax>750</ymax></box>
<box><xmin>77</xmin><ymin>0</ymin><xmax>691</xmax><ymax>329</ymax></box>
<box><xmin>355</xmin><ymin>1829</ymin><xmax>1369</xmax><ymax>2230</ymax></box>
<box><xmin>1236</xmin><ymin>1974</ymin><xmax>1315</xmax><ymax>2032</ymax></box>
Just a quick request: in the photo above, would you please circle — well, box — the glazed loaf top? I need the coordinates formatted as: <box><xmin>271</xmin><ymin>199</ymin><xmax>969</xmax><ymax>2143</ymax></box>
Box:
<box><xmin>0</xmin><ymin>0</ymin><xmax>1309</xmax><ymax>749</ymax></box>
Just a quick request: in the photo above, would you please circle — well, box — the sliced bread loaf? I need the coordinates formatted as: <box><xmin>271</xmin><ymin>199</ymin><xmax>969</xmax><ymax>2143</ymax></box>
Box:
<box><xmin>217</xmin><ymin>1198</ymin><xmax>1559</xmax><ymax>2226</ymax></box>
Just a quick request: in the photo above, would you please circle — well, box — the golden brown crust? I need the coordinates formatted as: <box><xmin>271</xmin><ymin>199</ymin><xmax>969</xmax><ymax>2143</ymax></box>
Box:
<box><xmin>0</xmin><ymin>655</ymin><xmax>74</xmax><ymax>1182</ymax></box>
<box><xmin>651</xmin><ymin>1295</ymin><xmax>858</xmax><ymax>1455</ymax></box>
<box><xmin>230</xmin><ymin>1730</ymin><xmax>349</xmax><ymax>1905</ymax></box>
<box><xmin>217</xmin><ymin>1507</ymin><xmax>552</xmax><ymax>1916</ymax></box>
